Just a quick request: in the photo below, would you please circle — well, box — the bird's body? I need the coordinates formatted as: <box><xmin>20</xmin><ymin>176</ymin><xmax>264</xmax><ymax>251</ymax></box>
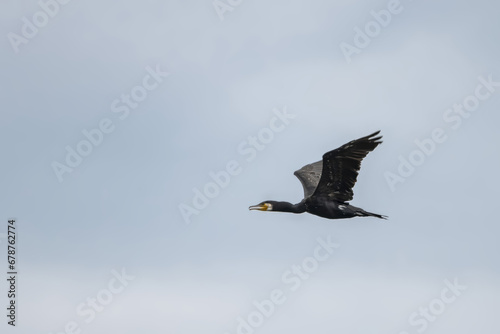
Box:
<box><xmin>304</xmin><ymin>197</ymin><xmax>385</xmax><ymax>219</ymax></box>
<box><xmin>249</xmin><ymin>131</ymin><xmax>386</xmax><ymax>220</ymax></box>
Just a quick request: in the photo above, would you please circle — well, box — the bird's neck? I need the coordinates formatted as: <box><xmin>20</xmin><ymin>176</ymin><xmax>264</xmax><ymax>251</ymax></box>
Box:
<box><xmin>275</xmin><ymin>201</ymin><xmax>306</xmax><ymax>213</ymax></box>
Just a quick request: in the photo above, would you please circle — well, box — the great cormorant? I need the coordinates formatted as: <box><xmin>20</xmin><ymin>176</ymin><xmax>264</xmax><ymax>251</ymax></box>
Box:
<box><xmin>249</xmin><ymin>131</ymin><xmax>387</xmax><ymax>220</ymax></box>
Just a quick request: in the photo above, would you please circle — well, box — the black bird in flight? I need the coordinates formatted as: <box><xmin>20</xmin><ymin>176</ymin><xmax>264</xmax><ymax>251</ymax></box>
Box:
<box><xmin>249</xmin><ymin>131</ymin><xmax>386</xmax><ymax>220</ymax></box>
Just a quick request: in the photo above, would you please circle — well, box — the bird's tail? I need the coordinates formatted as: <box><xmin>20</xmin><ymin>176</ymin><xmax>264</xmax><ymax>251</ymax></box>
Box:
<box><xmin>357</xmin><ymin>210</ymin><xmax>388</xmax><ymax>220</ymax></box>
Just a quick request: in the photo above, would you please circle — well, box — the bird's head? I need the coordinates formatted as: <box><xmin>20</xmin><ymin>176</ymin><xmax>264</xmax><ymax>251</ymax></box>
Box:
<box><xmin>248</xmin><ymin>201</ymin><xmax>275</xmax><ymax>211</ymax></box>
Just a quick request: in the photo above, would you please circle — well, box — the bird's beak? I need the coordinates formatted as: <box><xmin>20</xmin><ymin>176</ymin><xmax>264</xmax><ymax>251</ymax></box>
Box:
<box><xmin>249</xmin><ymin>203</ymin><xmax>268</xmax><ymax>211</ymax></box>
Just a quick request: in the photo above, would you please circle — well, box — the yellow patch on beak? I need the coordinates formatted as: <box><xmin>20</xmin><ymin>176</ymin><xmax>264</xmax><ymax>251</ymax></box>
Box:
<box><xmin>249</xmin><ymin>203</ymin><xmax>270</xmax><ymax>211</ymax></box>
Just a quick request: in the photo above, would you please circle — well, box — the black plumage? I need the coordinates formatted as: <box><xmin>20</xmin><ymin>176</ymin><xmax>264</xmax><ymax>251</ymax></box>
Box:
<box><xmin>249</xmin><ymin>131</ymin><xmax>386</xmax><ymax>220</ymax></box>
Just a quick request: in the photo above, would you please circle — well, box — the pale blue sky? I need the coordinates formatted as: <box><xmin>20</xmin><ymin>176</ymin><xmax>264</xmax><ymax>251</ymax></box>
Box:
<box><xmin>1</xmin><ymin>0</ymin><xmax>499</xmax><ymax>333</ymax></box>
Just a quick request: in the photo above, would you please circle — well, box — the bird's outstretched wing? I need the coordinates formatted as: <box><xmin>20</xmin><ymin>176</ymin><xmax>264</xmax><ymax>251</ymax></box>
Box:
<box><xmin>294</xmin><ymin>160</ymin><xmax>323</xmax><ymax>198</ymax></box>
<box><xmin>312</xmin><ymin>131</ymin><xmax>382</xmax><ymax>202</ymax></box>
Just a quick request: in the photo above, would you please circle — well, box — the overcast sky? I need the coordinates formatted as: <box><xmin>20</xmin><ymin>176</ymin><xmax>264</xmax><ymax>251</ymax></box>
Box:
<box><xmin>1</xmin><ymin>0</ymin><xmax>500</xmax><ymax>333</ymax></box>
